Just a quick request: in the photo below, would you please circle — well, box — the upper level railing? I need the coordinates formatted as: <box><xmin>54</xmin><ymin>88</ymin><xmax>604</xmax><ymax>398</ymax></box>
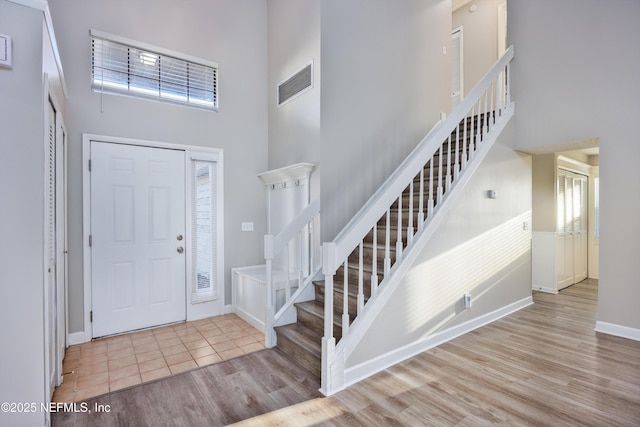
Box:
<box><xmin>320</xmin><ymin>46</ymin><xmax>514</xmax><ymax>395</ymax></box>
<box><xmin>264</xmin><ymin>198</ymin><xmax>321</xmax><ymax>347</ymax></box>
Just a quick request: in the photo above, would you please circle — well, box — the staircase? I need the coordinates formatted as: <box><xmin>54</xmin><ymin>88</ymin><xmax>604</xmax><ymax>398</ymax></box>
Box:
<box><xmin>273</xmin><ymin>116</ymin><xmax>487</xmax><ymax>377</ymax></box>
<box><xmin>264</xmin><ymin>46</ymin><xmax>515</xmax><ymax>395</ymax></box>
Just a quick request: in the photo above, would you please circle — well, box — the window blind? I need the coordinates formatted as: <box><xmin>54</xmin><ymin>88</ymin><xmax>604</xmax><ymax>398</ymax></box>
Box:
<box><xmin>91</xmin><ymin>31</ymin><xmax>218</xmax><ymax>111</ymax></box>
<box><xmin>191</xmin><ymin>160</ymin><xmax>218</xmax><ymax>303</ymax></box>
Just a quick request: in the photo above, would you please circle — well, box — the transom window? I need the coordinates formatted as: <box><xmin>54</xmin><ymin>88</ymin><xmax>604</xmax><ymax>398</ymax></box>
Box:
<box><xmin>91</xmin><ymin>30</ymin><xmax>218</xmax><ymax>111</ymax></box>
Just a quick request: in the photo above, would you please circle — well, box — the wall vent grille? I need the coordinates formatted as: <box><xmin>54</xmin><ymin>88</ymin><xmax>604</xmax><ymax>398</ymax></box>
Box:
<box><xmin>277</xmin><ymin>61</ymin><xmax>313</xmax><ymax>107</ymax></box>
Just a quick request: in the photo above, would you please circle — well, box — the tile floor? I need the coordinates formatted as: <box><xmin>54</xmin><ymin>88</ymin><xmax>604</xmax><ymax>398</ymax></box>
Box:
<box><xmin>52</xmin><ymin>314</ymin><xmax>265</xmax><ymax>403</ymax></box>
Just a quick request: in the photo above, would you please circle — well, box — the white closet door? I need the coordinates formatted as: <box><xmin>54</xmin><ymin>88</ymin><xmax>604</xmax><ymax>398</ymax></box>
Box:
<box><xmin>556</xmin><ymin>169</ymin><xmax>588</xmax><ymax>290</ymax></box>
<box><xmin>45</xmin><ymin>100</ymin><xmax>57</xmax><ymax>394</ymax></box>
<box><xmin>573</xmin><ymin>177</ymin><xmax>588</xmax><ymax>282</ymax></box>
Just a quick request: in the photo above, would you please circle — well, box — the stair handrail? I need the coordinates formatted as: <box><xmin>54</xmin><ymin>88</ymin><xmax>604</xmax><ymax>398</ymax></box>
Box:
<box><xmin>321</xmin><ymin>46</ymin><xmax>514</xmax><ymax>394</ymax></box>
<box><xmin>264</xmin><ymin>198</ymin><xmax>321</xmax><ymax>347</ymax></box>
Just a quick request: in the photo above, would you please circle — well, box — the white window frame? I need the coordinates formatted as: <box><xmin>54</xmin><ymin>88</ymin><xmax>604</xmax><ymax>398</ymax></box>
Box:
<box><xmin>90</xmin><ymin>29</ymin><xmax>219</xmax><ymax>111</ymax></box>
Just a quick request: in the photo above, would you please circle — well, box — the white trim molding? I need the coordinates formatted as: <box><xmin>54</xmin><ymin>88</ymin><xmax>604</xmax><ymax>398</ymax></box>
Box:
<box><xmin>344</xmin><ymin>296</ymin><xmax>533</xmax><ymax>389</ymax></box>
<box><xmin>595</xmin><ymin>321</ymin><xmax>640</xmax><ymax>342</ymax></box>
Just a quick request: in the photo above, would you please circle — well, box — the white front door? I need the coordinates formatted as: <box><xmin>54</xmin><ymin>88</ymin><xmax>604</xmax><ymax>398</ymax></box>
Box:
<box><xmin>91</xmin><ymin>141</ymin><xmax>186</xmax><ymax>337</ymax></box>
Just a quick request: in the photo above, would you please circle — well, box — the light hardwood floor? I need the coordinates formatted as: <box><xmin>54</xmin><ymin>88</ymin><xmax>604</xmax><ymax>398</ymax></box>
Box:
<box><xmin>52</xmin><ymin>279</ymin><xmax>640</xmax><ymax>426</ymax></box>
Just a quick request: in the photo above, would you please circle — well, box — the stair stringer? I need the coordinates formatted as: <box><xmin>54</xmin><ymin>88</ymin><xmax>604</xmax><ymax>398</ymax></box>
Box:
<box><xmin>322</xmin><ymin>104</ymin><xmax>514</xmax><ymax>396</ymax></box>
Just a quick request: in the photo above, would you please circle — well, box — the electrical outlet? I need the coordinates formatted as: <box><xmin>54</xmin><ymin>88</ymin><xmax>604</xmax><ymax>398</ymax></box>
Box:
<box><xmin>464</xmin><ymin>293</ymin><xmax>472</xmax><ymax>309</ymax></box>
<box><xmin>241</xmin><ymin>222</ymin><xmax>254</xmax><ymax>232</ymax></box>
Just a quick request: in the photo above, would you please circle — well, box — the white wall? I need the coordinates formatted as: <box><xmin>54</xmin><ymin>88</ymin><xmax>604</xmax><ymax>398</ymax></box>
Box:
<box><xmin>0</xmin><ymin>2</ymin><xmax>48</xmax><ymax>425</ymax></box>
<box><xmin>509</xmin><ymin>0</ymin><xmax>640</xmax><ymax>332</ymax></box>
<box><xmin>347</xmin><ymin>119</ymin><xmax>533</xmax><ymax>367</ymax></box>
<box><xmin>47</xmin><ymin>0</ymin><xmax>269</xmax><ymax>334</ymax></box>
<box><xmin>267</xmin><ymin>0</ymin><xmax>321</xmax><ymax>201</ymax></box>
<box><xmin>319</xmin><ymin>0</ymin><xmax>452</xmax><ymax>241</ymax></box>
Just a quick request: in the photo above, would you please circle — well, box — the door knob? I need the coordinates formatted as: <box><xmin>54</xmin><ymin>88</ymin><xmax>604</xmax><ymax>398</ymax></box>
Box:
<box><xmin>177</xmin><ymin>246</ymin><xmax>184</xmax><ymax>254</ymax></box>
<box><xmin>177</xmin><ymin>234</ymin><xmax>183</xmax><ymax>241</ymax></box>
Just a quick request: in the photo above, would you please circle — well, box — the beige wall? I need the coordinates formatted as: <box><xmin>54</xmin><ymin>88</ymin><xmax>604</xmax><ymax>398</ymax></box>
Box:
<box><xmin>452</xmin><ymin>0</ymin><xmax>505</xmax><ymax>97</ymax></box>
<box><xmin>532</xmin><ymin>154</ymin><xmax>556</xmax><ymax>232</ymax></box>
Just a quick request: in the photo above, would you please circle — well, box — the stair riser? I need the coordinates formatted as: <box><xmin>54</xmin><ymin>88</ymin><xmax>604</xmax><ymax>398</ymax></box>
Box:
<box><xmin>275</xmin><ymin>333</ymin><xmax>320</xmax><ymax>377</ymax></box>
<box><xmin>295</xmin><ymin>306</ymin><xmax>343</xmax><ymax>341</ymax></box>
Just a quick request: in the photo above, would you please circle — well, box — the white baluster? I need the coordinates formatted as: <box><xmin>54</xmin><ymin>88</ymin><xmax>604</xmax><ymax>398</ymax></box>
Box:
<box><xmin>489</xmin><ymin>81</ymin><xmax>495</xmax><ymax>130</ymax></box>
<box><xmin>372</xmin><ymin>225</ymin><xmax>379</xmax><ymax>297</ymax></box>
<box><xmin>357</xmin><ymin>241</ymin><xmax>364</xmax><ymax>315</ymax></box>
<box><xmin>418</xmin><ymin>168</ymin><xmax>424</xmax><ymax>229</ymax></box>
<box><xmin>297</xmin><ymin>230</ymin><xmax>303</xmax><ymax>290</ymax></box>
<box><xmin>408</xmin><ymin>181</ymin><xmax>414</xmax><ymax>246</ymax></box>
<box><xmin>483</xmin><ymin>90</ymin><xmax>489</xmax><ymax>137</ymax></box>
<box><xmin>498</xmin><ymin>71</ymin><xmax>504</xmax><ymax>117</ymax></box>
<box><xmin>462</xmin><ymin>114</ymin><xmax>468</xmax><ymax>169</ymax></box>
<box><xmin>428</xmin><ymin>155</ymin><xmax>434</xmax><ymax>215</ymax></box>
<box><xmin>265</xmin><ymin>257</ymin><xmax>275</xmax><ymax>347</ymax></box>
<box><xmin>446</xmin><ymin>135</ymin><xmax>452</xmax><ymax>193</ymax></box>
<box><xmin>396</xmin><ymin>194</ymin><xmax>403</xmax><ymax>261</ymax></box>
<box><xmin>437</xmin><ymin>145</ymin><xmax>443</xmax><ymax>204</ymax></box>
<box><xmin>285</xmin><ymin>242</ymin><xmax>291</xmax><ymax>303</ymax></box>
<box><xmin>323</xmin><ymin>274</ymin><xmax>334</xmax><ymax>341</ymax></box>
<box><xmin>454</xmin><ymin>124</ymin><xmax>460</xmax><ymax>181</ymax></box>
<box><xmin>342</xmin><ymin>260</ymin><xmax>350</xmax><ymax>336</ymax></box>
<box><xmin>506</xmin><ymin>63</ymin><xmax>511</xmax><ymax>107</ymax></box>
<box><xmin>384</xmin><ymin>208</ymin><xmax>391</xmax><ymax>276</ymax></box>
<box><xmin>309</xmin><ymin>220</ymin><xmax>314</xmax><ymax>276</ymax></box>
<box><xmin>474</xmin><ymin>98</ymin><xmax>482</xmax><ymax>147</ymax></box>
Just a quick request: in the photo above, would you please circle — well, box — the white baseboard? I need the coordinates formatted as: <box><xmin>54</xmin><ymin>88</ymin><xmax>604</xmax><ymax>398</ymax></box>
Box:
<box><xmin>68</xmin><ymin>331</ymin><xmax>88</xmax><ymax>346</ymax></box>
<box><xmin>224</xmin><ymin>304</ymin><xmax>233</xmax><ymax>315</ymax></box>
<box><xmin>233</xmin><ymin>305</ymin><xmax>266</xmax><ymax>333</ymax></box>
<box><xmin>344</xmin><ymin>296</ymin><xmax>533</xmax><ymax>388</ymax></box>
<box><xmin>595</xmin><ymin>321</ymin><xmax>640</xmax><ymax>341</ymax></box>
<box><xmin>532</xmin><ymin>285</ymin><xmax>558</xmax><ymax>294</ymax></box>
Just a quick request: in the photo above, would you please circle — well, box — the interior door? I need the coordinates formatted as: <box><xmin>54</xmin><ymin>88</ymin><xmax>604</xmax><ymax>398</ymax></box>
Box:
<box><xmin>451</xmin><ymin>27</ymin><xmax>464</xmax><ymax>108</ymax></box>
<box><xmin>45</xmin><ymin>99</ymin><xmax>57</xmax><ymax>394</ymax></box>
<box><xmin>91</xmin><ymin>141</ymin><xmax>186</xmax><ymax>337</ymax></box>
<box><xmin>556</xmin><ymin>171</ymin><xmax>572</xmax><ymax>289</ymax></box>
<box><xmin>573</xmin><ymin>176</ymin><xmax>588</xmax><ymax>282</ymax></box>
<box><xmin>557</xmin><ymin>169</ymin><xmax>588</xmax><ymax>290</ymax></box>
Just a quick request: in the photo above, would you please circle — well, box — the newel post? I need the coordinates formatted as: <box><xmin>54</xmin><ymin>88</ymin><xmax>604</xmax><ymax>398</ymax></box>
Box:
<box><xmin>264</xmin><ymin>234</ymin><xmax>276</xmax><ymax>348</ymax></box>
<box><xmin>321</xmin><ymin>242</ymin><xmax>337</xmax><ymax>395</ymax></box>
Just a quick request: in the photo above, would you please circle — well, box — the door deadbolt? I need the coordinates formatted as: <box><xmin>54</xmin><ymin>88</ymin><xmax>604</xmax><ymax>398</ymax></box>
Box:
<box><xmin>177</xmin><ymin>246</ymin><xmax>184</xmax><ymax>254</ymax></box>
<box><xmin>177</xmin><ymin>234</ymin><xmax>183</xmax><ymax>241</ymax></box>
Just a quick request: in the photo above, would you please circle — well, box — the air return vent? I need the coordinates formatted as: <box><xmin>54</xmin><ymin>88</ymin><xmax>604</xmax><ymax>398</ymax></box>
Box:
<box><xmin>277</xmin><ymin>61</ymin><xmax>313</xmax><ymax>107</ymax></box>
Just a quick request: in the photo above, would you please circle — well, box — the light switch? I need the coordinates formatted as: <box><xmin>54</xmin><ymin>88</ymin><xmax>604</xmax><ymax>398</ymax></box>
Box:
<box><xmin>0</xmin><ymin>34</ymin><xmax>12</xmax><ymax>68</ymax></box>
<box><xmin>241</xmin><ymin>222</ymin><xmax>254</xmax><ymax>232</ymax></box>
